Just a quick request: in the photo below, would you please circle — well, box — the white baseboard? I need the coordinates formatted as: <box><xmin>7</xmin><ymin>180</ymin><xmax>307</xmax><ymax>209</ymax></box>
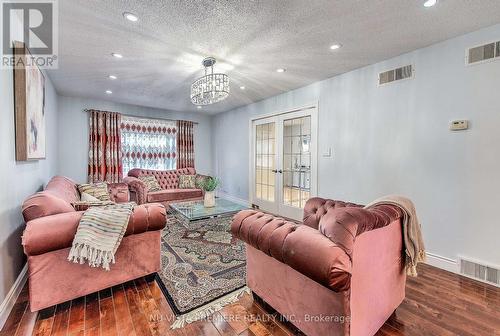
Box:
<box><xmin>0</xmin><ymin>263</ymin><xmax>28</xmax><ymax>330</ymax></box>
<box><xmin>217</xmin><ymin>191</ymin><xmax>250</xmax><ymax>207</ymax></box>
<box><xmin>425</xmin><ymin>252</ymin><xmax>459</xmax><ymax>274</ymax></box>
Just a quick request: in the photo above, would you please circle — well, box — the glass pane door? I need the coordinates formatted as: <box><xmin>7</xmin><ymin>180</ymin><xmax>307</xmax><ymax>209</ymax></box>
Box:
<box><xmin>282</xmin><ymin>116</ymin><xmax>311</xmax><ymax>208</ymax></box>
<box><xmin>255</xmin><ymin>122</ymin><xmax>276</xmax><ymax>202</ymax></box>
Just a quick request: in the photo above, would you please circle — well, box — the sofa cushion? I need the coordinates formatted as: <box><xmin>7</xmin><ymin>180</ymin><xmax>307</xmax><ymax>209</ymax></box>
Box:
<box><xmin>178</xmin><ymin>175</ymin><xmax>196</xmax><ymax>189</ymax></box>
<box><xmin>138</xmin><ymin>175</ymin><xmax>161</xmax><ymax>192</ymax></box>
<box><xmin>77</xmin><ymin>182</ymin><xmax>111</xmax><ymax>201</ymax></box>
<box><xmin>147</xmin><ymin>188</ymin><xmax>203</xmax><ymax>203</ymax></box>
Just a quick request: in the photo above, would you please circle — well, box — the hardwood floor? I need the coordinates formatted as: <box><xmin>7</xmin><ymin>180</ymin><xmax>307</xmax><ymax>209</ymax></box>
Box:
<box><xmin>1</xmin><ymin>263</ymin><xmax>499</xmax><ymax>336</ymax></box>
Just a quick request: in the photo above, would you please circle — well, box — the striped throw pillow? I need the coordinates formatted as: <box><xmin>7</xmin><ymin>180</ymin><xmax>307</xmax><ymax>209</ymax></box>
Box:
<box><xmin>77</xmin><ymin>182</ymin><xmax>111</xmax><ymax>201</ymax></box>
<box><xmin>138</xmin><ymin>175</ymin><xmax>162</xmax><ymax>192</ymax></box>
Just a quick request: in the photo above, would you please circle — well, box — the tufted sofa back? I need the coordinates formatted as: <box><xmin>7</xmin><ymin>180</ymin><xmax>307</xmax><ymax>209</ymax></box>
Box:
<box><xmin>127</xmin><ymin>167</ymin><xmax>196</xmax><ymax>190</ymax></box>
<box><xmin>303</xmin><ymin>197</ymin><xmax>362</xmax><ymax>229</ymax></box>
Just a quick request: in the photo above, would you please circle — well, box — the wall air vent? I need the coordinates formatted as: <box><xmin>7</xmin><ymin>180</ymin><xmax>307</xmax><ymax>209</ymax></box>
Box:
<box><xmin>459</xmin><ymin>257</ymin><xmax>500</xmax><ymax>287</ymax></box>
<box><xmin>378</xmin><ymin>65</ymin><xmax>413</xmax><ymax>85</ymax></box>
<box><xmin>466</xmin><ymin>41</ymin><xmax>500</xmax><ymax>65</ymax></box>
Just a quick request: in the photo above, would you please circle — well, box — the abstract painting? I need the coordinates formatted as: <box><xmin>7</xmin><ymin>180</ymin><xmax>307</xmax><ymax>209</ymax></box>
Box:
<box><xmin>13</xmin><ymin>41</ymin><xmax>46</xmax><ymax>161</ymax></box>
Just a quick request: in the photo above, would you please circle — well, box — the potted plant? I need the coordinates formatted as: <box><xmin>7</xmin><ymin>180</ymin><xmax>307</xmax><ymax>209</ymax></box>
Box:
<box><xmin>198</xmin><ymin>176</ymin><xmax>220</xmax><ymax>207</ymax></box>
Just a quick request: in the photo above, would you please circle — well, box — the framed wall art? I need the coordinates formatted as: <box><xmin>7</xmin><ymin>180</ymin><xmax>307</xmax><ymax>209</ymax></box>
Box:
<box><xmin>13</xmin><ymin>41</ymin><xmax>46</xmax><ymax>161</ymax></box>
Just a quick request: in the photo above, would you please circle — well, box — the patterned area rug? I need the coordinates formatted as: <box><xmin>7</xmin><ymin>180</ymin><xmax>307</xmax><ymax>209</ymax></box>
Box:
<box><xmin>156</xmin><ymin>214</ymin><xmax>248</xmax><ymax>328</ymax></box>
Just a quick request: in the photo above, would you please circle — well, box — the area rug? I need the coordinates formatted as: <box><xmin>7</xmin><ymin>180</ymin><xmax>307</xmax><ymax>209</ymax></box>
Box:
<box><xmin>155</xmin><ymin>214</ymin><xmax>248</xmax><ymax>329</ymax></box>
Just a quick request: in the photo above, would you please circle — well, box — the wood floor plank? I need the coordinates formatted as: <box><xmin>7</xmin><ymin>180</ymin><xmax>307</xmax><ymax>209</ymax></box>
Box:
<box><xmin>123</xmin><ymin>281</ymin><xmax>152</xmax><ymax>336</ymax></box>
<box><xmin>84</xmin><ymin>292</ymin><xmax>100</xmax><ymax>336</ymax></box>
<box><xmin>111</xmin><ymin>285</ymin><xmax>136</xmax><ymax>336</ymax></box>
<box><xmin>67</xmin><ymin>296</ymin><xmax>85</xmax><ymax>336</ymax></box>
<box><xmin>98</xmin><ymin>294</ymin><xmax>117</xmax><ymax>336</ymax></box>
<box><xmin>50</xmin><ymin>301</ymin><xmax>71</xmax><ymax>336</ymax></box>
<box><xmin>211</xmin><ymin>312</ymin><xmax>238</xmax><ymax>336</ymax></box>
<box><xmin>219</xmin><ymin>303</ymin><xmax>251</xmax><ymax>334</ymax></box>
<box><xmin>32</xmin><ymin>306</ymin><xmax>56</xmax><ymax>336</ymax></box>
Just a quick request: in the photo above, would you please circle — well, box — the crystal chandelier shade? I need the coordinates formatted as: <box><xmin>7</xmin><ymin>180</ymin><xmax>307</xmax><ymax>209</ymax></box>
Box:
<box><xmin>191</xmin><ymin>57</ymin><xmax>230</xmax><ymax>106</ymax></box>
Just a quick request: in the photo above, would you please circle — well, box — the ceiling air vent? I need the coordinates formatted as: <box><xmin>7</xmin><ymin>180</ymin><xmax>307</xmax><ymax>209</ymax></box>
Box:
<box><xmin>459</xmin><ymin>257</ymin><xmax>500</xmax><ymax>287</ymax></box>
<box><xmin>378</xmin><ymin>65</ymin><xmax>413</xmax><ymax>85</ymax></box>
<box><xmin>466</xmin><ymin>41</ymin><xmax>500</xmax><ymax>65</ymax></box>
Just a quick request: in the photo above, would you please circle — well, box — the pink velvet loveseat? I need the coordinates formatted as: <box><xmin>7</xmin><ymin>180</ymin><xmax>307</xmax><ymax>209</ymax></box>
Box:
<box><xmin>231</xmin><ymin>197</ymin><xmax>406</xmax><ymax>336</ymax></box>
<box><xmin>123</xmin><ymin>167</ymin><xmax>204</xmax><ymax>206</ymax></box>
<box><xmin>21</xmin><ymin>176</ymin><xmax>166</xmax><ymax>311</ymax></box>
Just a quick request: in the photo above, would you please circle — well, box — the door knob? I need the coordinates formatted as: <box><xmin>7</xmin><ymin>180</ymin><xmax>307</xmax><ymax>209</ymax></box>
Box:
<box><xmin>271</xmin><ymin>169</ymin><xmax>278</xmax><ymax>173</ymax></box>
<box><xmin>278</xmin><ymin>169</ymin><xmax>283</xmax><ymax>174</ymax></box>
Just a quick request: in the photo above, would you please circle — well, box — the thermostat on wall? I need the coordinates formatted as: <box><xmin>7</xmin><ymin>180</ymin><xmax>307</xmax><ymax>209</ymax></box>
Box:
<box><xmin>450</xmin><ymin>120</ymin><xmax>469</xmax><ymax>131</ymax></box>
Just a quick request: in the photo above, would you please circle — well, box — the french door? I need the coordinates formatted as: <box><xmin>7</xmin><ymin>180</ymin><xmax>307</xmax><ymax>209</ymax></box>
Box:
<box><xmin>250</xmin><ymin>106</ymin><xmax>317</xmax><ymax>220</ymax></box>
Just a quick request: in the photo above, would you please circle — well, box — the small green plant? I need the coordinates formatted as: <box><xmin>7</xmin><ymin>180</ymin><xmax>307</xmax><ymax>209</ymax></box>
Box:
<box><xmin>198</xmin><ymin>176</ymin><xmax>220</xmax><ymax>192</ymax></box>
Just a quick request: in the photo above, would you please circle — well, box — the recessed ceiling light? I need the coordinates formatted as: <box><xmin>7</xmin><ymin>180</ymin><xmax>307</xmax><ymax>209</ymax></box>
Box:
<box><xmin>197</xmin><ymin>106</ymin><xmax>202</xmax><ymax>109</ymax></box>
<box><xmin>108</xmin><ymin>75</ymin><xmax>117</xmax><ymax>80</ymax></box>
<box><xmin>276</xmin><ymin>68</ymin><xmax>286</xmax><ymax>73</ymax></box>
<box><xmin>330</xmin><ymin>44</ymin><xmax>342</xmax><ymax>50</ymax></box>
<box><xmin>105</xmin><ymin>90</ymin><xmax>112</xmax><ymax>94</ymax></box>
<box><xmin>240</xmin><ymin>86</ymin><xmax>245</xmax><ymax>90</ymax></box>
<box><xmin>111</xmin><ymin>53</ymin><xmax>123</xmax><ymax>58</ymax></box>
<box><xmin>423</xmin><ymin>0</ymin><xmax>437</xmax><ymax>7</ymax></box>
<box><xmin>123</xmin><ymin>12</ymin><xmax>138</xmax><ymax>22</ymax></box>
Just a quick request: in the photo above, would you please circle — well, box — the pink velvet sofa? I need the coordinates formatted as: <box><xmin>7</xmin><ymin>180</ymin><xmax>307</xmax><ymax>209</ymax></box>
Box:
<box><xmin>21</xmin><ymin>176</ymin><xmax>166</xmax><ymax>311</ymax></box>
<box><xmin>231</xmin><ymin>197</ymin><xmax>406</xmax><ymax>336</ymax></box>
<box><xmin>123</xmin><ymin>167</ymin><xmax>204</xmax><ymax>206</ymax></box>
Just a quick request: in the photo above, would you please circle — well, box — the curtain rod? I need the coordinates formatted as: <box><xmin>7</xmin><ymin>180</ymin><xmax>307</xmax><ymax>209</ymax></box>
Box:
<box><xmin>83</xmin><ymin>109</ymin><xmax>199</xmax><ymax>125</ymax></box>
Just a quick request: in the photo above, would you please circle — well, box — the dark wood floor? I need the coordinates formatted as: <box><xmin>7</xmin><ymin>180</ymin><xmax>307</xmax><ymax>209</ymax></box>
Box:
<box><xmin>1</xmin><ymin>263</ymin><xmax>499</xmax><ymax>336</ymax></box>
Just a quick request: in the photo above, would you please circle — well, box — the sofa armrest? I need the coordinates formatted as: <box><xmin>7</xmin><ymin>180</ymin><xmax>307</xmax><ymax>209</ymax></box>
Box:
<box><xmin>123</xmin><ymin>176</ymin><xmax>147</xmax><ymax>204</ymax></box>
<box><xmin>23</xmin><ymin>203</ymin><xmax>166</xmax><ymax>256</ymax></box>
<box><xmin>231</xmin><ymin>210</ymin><xmax>352</xmax><ymax>292</ymax></box>
<box><xmin>108</xmin><ymin>182</ymin><xmax>130</xmax><ymax>203</ymax></box>
<box><xmin>303</xmin><ymin>197</ymin><xmax>362</xmax><ymax>229</ymax></box>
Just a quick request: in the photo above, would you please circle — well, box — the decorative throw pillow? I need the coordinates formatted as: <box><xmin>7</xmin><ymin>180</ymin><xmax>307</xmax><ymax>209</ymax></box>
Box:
<box><xmin>138</xmin><ymin>175</ymin><xmax>162</xmax><ymax>192</ymax></box>
<box><xmin>80</xmin><ymin>192</ymin><xmax>101</xmax><ymax>202</ymax></box>
<box><xmin>77</xmin><ymin>182</ymin><xmax>111</xmax><ymax>201</ymax></box>
<box><xmin>179</xmin><ymin>175</ymin><xmax>196</xmax><ymax>189</ymax></box>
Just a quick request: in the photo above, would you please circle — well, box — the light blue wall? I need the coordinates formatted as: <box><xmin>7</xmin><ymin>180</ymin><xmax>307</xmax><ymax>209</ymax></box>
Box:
<box><xmin>213</xmin><ymin>24</ymin><xmax>500</xmax><ymax>265</ymax></box>
<box><xmin>57</xmin><ymin>96</ymin><xmax>214</xmax><ymax>182</ymax></box>
<box><xmin>0</xmin><ymin>72</ymin><xmax>59</xmax><ymax>303</ymax></box>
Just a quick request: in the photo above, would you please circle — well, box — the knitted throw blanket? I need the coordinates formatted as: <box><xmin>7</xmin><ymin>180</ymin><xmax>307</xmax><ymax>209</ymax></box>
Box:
<box><xmin>68</xmin><ymin>202</ymin><xmax>135</xmax><ymax>270</ymax></box>
<box><xmin>364</xmin><ymin>195</ymin><xmax>426</xmax><ymax>276</ymax></box>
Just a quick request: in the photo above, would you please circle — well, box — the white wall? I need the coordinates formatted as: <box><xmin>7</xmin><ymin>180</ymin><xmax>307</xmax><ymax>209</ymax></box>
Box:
<box><xmin>57</xmin><ymin>96</ymin><xmax>213</xmax><ymax>182</ymax></box>
<box><xmin>213</xmin><ymin>24</ymin><xmax>500</xmax><ymax>266</ymax></box>
<box><xmin>0</xmin><ymin>68</ymin><xmax>59</xmax><ymax>304</ymax></box>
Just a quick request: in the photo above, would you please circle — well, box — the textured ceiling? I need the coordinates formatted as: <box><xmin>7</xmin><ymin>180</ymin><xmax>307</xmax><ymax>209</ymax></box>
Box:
<box><xmin>49</xmin><ymin>0</ymin><xmax>500</xmax><ymax>114</ymax></box>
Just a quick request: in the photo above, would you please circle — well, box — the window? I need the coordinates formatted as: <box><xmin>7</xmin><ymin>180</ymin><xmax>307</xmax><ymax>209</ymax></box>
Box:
<box><xmin>120</xmin><ymin>116</ymin><xmax>177</xmax><ymax>176</ymax></box>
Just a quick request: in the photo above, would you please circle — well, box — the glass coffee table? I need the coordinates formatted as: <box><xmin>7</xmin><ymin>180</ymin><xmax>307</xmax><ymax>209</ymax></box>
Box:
<box><xmin>170</xmin><ymin>198</ymin><xmax>249</xmax><ymax>226</ymax></box>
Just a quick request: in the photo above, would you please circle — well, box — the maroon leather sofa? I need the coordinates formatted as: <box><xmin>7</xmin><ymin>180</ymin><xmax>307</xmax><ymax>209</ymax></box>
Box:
<box><xmin>21</xmin><ymin>176</ymin><xmax>166</xmax><ymax>311</ymax></box>
<box><xmin>123</xmin><ymin>167</ymin><xmax>204</xmax><ymax>206</ymax></box>
<box><xmin>231</xmin><ymin>197</ymin><xmax>406</xmax><ymax>336</ymax></box>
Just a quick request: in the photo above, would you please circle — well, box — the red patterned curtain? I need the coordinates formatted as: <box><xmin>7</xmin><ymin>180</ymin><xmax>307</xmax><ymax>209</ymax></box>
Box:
<box><xmin>88</xmin><ymin>110</ymin><xmax>122</xmax><ymax>183</ymax></box>
<box><xmin>176</xmin><ymin>120</ymin><xmax>195</xmax><ymax>168</ymax></box>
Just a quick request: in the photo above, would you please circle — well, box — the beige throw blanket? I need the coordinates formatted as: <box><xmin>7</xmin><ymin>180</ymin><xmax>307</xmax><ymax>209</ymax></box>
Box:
<box><xmin>68</xmin><ymin>202</ymin><xmax>135</xmax><ymax>270</ymax></box>
<box><xmin>364</xmin><ymin>195</ymin><xmax>426</xmax><ymax>276</ymax></box>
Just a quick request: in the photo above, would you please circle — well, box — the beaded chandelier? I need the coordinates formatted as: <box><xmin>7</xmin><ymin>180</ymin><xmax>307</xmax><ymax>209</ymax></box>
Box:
<box><xmin>191</xmin><ymin>57</ymin><xmax>229</xmax><ymax>106</ymax></box>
